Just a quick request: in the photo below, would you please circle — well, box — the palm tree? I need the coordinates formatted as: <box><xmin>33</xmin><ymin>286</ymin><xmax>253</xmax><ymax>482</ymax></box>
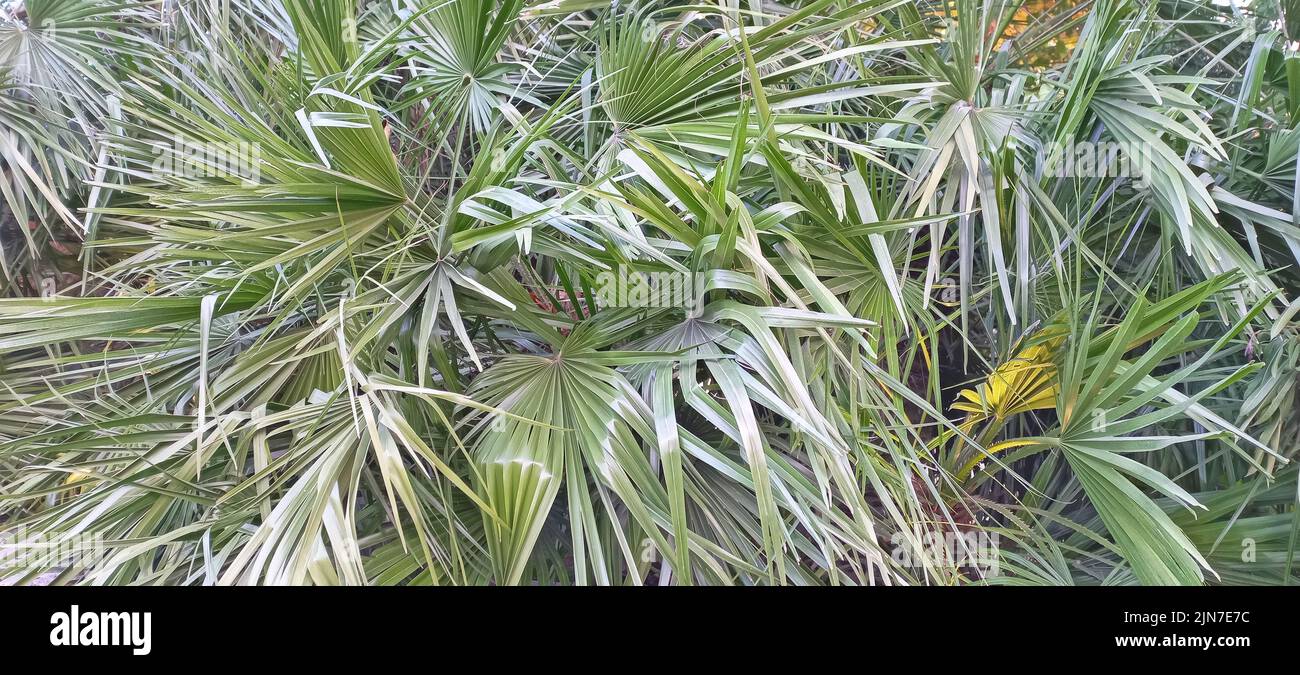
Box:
<box><xmin>0</xmin><ymin>0</ymin><xmax>1296</xmax><ymax>586</ymax></box>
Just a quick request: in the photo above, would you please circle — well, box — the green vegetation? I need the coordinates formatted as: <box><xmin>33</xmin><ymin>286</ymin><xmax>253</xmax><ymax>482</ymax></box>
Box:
<box><xmin>0</xmin><ymin>0</ymin><xmax>1297</xmax><ymax>585</ymax></box>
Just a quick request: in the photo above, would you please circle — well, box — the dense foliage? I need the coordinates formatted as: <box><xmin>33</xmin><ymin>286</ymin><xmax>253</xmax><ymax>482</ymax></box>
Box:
<box><xmin>1</xmin><ymin>0</ymin><xmax>1298</xmax><ymax>585</ymax></box>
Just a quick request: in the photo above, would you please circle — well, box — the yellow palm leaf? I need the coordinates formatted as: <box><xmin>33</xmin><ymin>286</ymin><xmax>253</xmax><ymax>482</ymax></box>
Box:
<box><xmin>953</xmin><ymin>338</ymin><xmax>1062</xmax><ymax>425</ymax></box>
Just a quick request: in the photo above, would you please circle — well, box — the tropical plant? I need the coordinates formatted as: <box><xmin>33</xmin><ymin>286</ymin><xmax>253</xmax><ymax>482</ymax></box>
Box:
<box><xmin>0</xmin><ymin>0</ymin><xmax>1297</xmax><ymax>586</ymax></box>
